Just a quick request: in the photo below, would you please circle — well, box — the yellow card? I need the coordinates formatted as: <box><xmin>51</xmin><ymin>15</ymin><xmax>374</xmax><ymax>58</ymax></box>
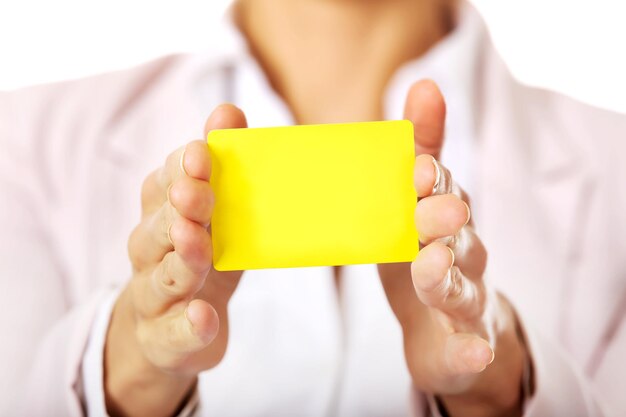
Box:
<box><xmin>207</xmin><ymin>120</ymin><xmax>418</xmax><ymax>271</ymax></box>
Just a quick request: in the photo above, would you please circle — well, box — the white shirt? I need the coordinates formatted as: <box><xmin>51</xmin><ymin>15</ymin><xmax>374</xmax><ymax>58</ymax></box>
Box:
<box><xmin>82</xmin><ymin>5</ymin><xmax>484</xmax><ymax>416</ymax></box>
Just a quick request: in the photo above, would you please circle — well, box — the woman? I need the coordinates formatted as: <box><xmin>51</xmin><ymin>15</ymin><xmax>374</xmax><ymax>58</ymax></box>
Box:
<box><xmin>1</xmin><ymin>0</ymin><xmax>625</xmax><ymax>416</ymax></box>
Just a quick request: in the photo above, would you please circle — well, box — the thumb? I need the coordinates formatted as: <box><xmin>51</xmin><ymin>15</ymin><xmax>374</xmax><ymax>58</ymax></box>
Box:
<box><xmin>203</xmin><ymin>104</ymin><xmax>247</xmax><ymax>287</ymax></box>
<box><xmin>404</xmin><ymin>79</ymin><xmax>446</xmax><ymax>159</ymax></box>
<box><xmin>204</xmin><ymin>103</ymin><xmax>248</xmax><ymax>138</ymax></box>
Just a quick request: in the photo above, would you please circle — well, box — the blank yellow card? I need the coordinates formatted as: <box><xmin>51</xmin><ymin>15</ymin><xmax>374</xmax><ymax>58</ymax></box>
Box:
<box><xmin>207</xmin><ymin>120</ymin><xmax>418</xmax><ymax>271</ymax></box>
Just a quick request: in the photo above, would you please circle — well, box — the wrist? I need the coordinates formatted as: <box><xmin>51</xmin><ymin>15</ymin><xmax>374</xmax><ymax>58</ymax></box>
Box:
<box><xmin>104</xmin><ymin>288</ymin><xmax>196</xmax><ymax>417</ymax></box>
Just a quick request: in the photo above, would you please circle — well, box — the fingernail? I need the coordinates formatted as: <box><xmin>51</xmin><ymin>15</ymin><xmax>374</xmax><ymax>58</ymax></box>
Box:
<box><xmin>167</xmin><ymin>223</ymin><xmax>174</xmax><ymax>247</ymax></box>
<box><xmin>430</xmin><ymin>156</ymin><xmax>441</xmax><ymax>195</ymax></box>
<box><xmin>447</xmin><ymin>246</ymin><xmax>455</xmax><ymax>268</ymax></box>
<box><xmin>166</xmin><ymin>183</ymin><xmax>174</xmax><ymax>205</ymax></box>
<box><xmin>475</xmin><ymin>345</ymin><xmax>495</xmax><ymax>371</ymax></box>
<box><xmin>180</xmin><ymin>147</ymin><xmax>188</xmax><ymax>176</ymax></box>
<box><xmin>463</xmin><ymin>201</ymin><xmax>471</xmax><ymax>226</ymax></box>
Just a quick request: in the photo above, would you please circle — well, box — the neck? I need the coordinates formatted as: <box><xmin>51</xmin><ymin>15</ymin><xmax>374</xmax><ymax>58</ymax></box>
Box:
<box><xmin>235</xmin><ymin>0</ymin><xmax>455</xmax><ymax>124</ymax></box>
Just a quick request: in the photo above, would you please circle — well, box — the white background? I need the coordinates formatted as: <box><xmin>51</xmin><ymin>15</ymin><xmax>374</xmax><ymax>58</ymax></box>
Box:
<box><xmin>0</xmin><ymin>0</ymin><xmax>625</xmax><ymax>114</ymax></box>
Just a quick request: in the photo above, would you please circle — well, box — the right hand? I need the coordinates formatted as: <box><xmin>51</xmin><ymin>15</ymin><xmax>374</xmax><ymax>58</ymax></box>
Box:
<box><xmin>105</xmin><ymin>104</ymin><xmax>247</xmax><ymax>417</ymax></box>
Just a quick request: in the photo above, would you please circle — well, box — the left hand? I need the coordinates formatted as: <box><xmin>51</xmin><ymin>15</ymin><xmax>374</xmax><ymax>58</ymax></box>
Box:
<box><xmin>378</xmin><ymin>80</ymin><xmax>527</xmax><ymax>417</ymax></box>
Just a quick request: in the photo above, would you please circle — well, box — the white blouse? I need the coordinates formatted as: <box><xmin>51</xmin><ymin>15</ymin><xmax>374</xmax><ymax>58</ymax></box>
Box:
<box><xmin>82</xmin><ymin>5</ymin><xmax>484</xmax><ymax>416</ymax></box>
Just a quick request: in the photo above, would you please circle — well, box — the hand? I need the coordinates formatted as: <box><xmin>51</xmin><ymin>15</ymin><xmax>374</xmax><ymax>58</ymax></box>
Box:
<box><xmin>379</xmin><ymin>81</ymin><xmax>527</xmax><ymax>417</ymax></box>
<box><xmin>105</xmin><ymin>104</ymin><xmax>247</xmax><ymax>417</ymax></box>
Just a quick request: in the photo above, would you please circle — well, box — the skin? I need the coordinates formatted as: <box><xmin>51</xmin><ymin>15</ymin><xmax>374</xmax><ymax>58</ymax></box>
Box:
<box><xmin>235</xmin><ymin>0</ymin><xmax>455</xmax><ymax>124</ymax></box>
<box><xmin>105</xmin><ymin>1</ymin><xmax>526</xmax><ymax>416</ymax></box>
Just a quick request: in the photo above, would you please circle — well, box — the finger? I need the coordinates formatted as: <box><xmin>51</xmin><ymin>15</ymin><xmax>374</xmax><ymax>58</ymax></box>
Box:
<box><xmin>416</xmin><ymin>194</ymin><xmax>470</xmax><ymax>244</ymax></box>
<box><xmin>414</xmin><ymin>154</ymin><xmax>439</xmax><ymax>199</ymax></box>
<box><xmin>136</xmin><ymin>216</ymin><xmax>213</xmax><ymax>317</ymax></box>
<box><xmin>442</xmin><ymin>226</ymin><xmax>488</xmax><ymax>281</ymax></box>
<box><xmin>128</xmin><ymin>202</ymin><xmax>177</xmax><ymax>270</ymax></box>
<box><xmin>140</xmin><ymin>145</ymin><xmax>187</xmax><ymax>215</ymax></box>
<box><xmin>169</xmin><ymin>176</ymin><xmax>215</xmax><ymax>226</ymax></box>
<box><xmin>188</xmin><ymin>104</ymin><xmax>247</xmax><ymax>183</ymax></box>
<box><xmin>411</xmin><ymin>242</ymin><xmax>486</xmax><ymax>322</ymax></box>
<box><xmin>134</xmin><ymin>140</ymin><xmax>217</xmax><ymax>269</ymax></box>
<box><xmin>443</xmin><ymin>333</ymin><xmax>494</xmax><ymax>376</ymax></box>
<box><xmin>153</xmin><ymin>102</ymin><xmax>246</xmax><ymax>217</ymax></box>
<box><xmin>414</xmin><ymin>155</ymin><xmax>470</xmax><ymax>204</ymax></box>
<box><xmin>138</xmin><ymin>299</ymin><xmax>219</xmax><ymax>369</ymax></box>
<box><xmin>131</xmin><ymin>175</ymin><xmax>216</xmax><ymax>271</ymax></box>
<box><xmin>181</xmin><ymin>140</ymin><xmax>212</xmax><ymax>181</ymax></box>
<box><xmin>142</xmin><ymin>103</ymin><xmax>246</xmax><ymax>216</ymax></box>
<box><xmin>404</xmin><ymin>79</ymin><xmax>446</xmax><ymax>158</ymax></box>
<box><xmin>141</xmin><ymin>143</ymin><xmax>195</xmax><ymax>215</ymax></box>
<box><xmin>153</xmin><ymin>140</ymin><xmax>212</xmax><ymax>204</ymax></box>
